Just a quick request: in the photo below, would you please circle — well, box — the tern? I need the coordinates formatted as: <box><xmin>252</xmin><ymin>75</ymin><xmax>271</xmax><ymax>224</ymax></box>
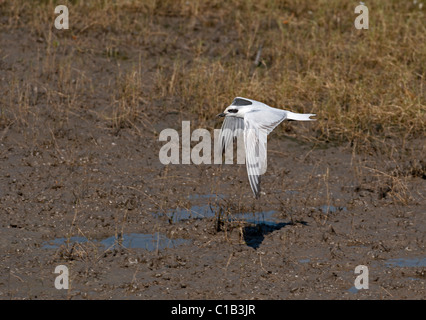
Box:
<box><xmin>217</xmin><ymin>97</ymin><xmax>316</xmax><ymax>198</ymax></box>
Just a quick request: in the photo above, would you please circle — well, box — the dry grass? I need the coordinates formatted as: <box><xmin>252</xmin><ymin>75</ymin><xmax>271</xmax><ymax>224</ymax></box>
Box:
<box><xmin>0</xmin><ymin>0</ymin><xmax>425</xmax><ymax>149</ymax></box>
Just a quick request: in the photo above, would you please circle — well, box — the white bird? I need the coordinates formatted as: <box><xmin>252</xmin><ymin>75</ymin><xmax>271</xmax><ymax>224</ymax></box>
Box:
<box><xmin>217</xmin><ymin>97</ymin><xmax>316</xmax><ymax>198</ymax></box>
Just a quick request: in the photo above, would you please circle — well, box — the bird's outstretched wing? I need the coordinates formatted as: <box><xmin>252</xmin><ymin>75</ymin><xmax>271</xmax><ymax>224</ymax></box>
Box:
<box><xmin>243</xmin><ymin>109</ymin><xmax>287</xmax><ymax>198</ymax></box>
<box><xmin>244</xmin><ymin>120</ymin><xmax>264</xmax><ymax>198</ymax></box>
<box><xmin>219</xmin><ymin>116</ymin><xmax>244</xmax><ymax>153</ymax></box>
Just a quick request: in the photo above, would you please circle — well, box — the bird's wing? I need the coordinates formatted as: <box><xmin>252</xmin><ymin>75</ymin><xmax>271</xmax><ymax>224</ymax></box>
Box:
<box><xmin>253</xmin><ymin>106</ymin><xmax>288</xmax><ymax>135</ymax></box>
<box><xmin>219</xmin><ymin>116</ymin><xmax>244</xmax><ymax>153</ymax></box>
<box><xmin>244</xmin><ymin>119</ymin><xmax>264</xmax><ymax>198</ymax></box>
<box><xmin>243</xmin><ymin>109</ymin><xmax>286</xmax><ymax>198</ymax></box>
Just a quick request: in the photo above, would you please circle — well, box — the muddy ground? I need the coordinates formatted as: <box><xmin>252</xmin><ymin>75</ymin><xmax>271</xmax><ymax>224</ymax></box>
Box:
<box><xmin>1</xmin><ymin>14</ymin><xmax>425</xmax><ymax>300</ymax></box>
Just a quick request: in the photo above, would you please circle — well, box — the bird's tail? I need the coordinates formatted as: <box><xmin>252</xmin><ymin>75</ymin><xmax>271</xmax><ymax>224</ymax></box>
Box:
<box><xmin>286</xmin><ymin>111</ymin><xmax>316</xmax><ymax>121</ymax></box>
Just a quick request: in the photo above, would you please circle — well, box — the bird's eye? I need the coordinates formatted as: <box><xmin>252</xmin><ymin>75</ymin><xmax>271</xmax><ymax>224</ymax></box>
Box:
<box><xmin>228</xmin><ymin>109</ymin><xmax>238</xmax><ymax>113</ymax></box>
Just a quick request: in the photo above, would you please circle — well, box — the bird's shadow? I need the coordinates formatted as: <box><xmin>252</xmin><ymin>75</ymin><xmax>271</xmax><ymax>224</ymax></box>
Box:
<box><xmin>243</xmin><ymin>220</ymin><xmax>308</xmax><ymax>249</ymax></box>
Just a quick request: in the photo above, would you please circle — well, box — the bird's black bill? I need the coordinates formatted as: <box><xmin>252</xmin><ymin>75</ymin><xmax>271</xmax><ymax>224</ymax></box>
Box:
<box><xmin>217</xmin><ymin>113</ymin><xmax>226</xmax><ymax>117</ymax></box>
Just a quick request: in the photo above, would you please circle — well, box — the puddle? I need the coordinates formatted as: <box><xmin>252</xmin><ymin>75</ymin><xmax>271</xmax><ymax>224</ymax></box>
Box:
<box><xmin>234</xmin><ymin>210</ymin><xmax>282</xmax><ymax>227</ymax></box>
<box><xmin>299</xmin><ymin>259</ymin><xmax>311</xmax><ymax>264</ymax></box>
<box><xmin>348</xmin><ymin>286</ymin><xmax>359</xmax><ymax>294</ymax></box>
<box><xmin>408</xmin><ymin>277</ymin><xmax>421</xmax><ymax>281</ymax></box>
<box><xmin>154</xmin><ymin>197</ymin><xmax>347</xmax><ymax>250</ymax></box>
<box><xmin>43</xmin><ymin>236</ymin><xmax>88</xmax><ymax>249</ymax></box>
<box><xmin>158</xmin><ymin>193</ymin><xmax>283</xmax><ymax>226</ymax></box>
<box><xmin>162</xmin><ymin>195</ymin><xmax>345</xmax><ymax>227</ymax></box>
<box><xmin>162</xmin><ymin>205</ymin><xmax>216</xmax><ymax>223</ymax></box>
<box><xmin>161</xmin><ymin>205</ymin><xmax>285</xmax><ymax>228</ymax></box>
<box><xmin>43</xmin><ymin>232</ymin><xmax>190</xmax><ymax>251</ymax></box>
<box><xmin>156</xmin><ymin>195</ymin><xmax>311</xmax><ymax>249</ymax></box>
<box><xmin>385</xmin><ymin>257</ymin><xmax>426</xmax><ymax>268</ymax></box>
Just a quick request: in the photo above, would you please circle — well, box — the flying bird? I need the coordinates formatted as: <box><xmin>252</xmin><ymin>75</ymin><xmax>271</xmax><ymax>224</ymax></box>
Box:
<box><xmin>217</xmin><ymin>97</ymin><xmax>316</xmax><ymax>198</ymax></box>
